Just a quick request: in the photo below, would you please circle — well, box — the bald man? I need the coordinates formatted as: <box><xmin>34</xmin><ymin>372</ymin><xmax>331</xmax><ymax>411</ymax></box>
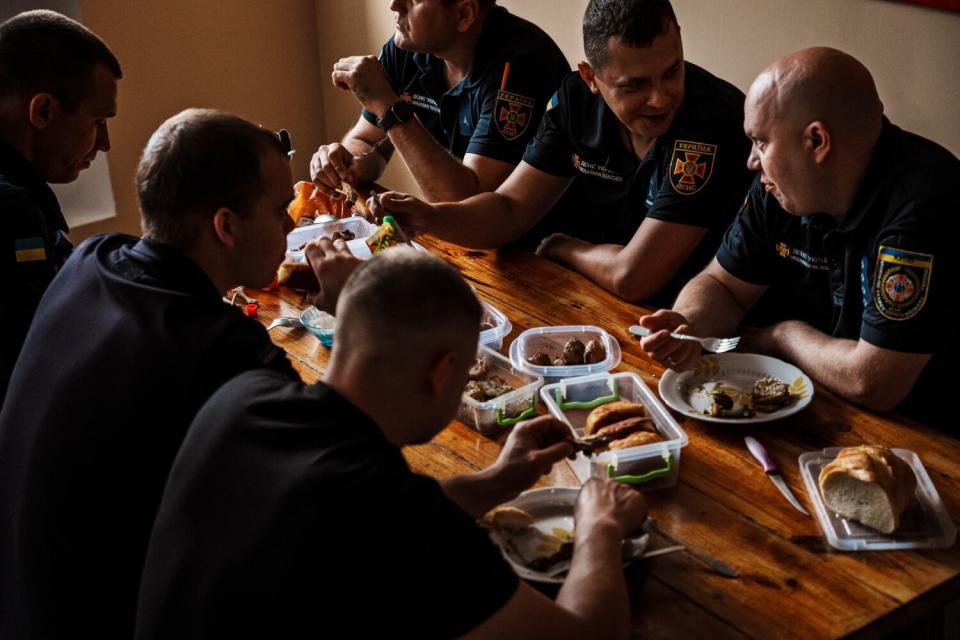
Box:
<box><xmin>639</xmin><ymin>47</ymin><xmax>960</xmax><ymax>430</ymax></box>
<box><xmin>135</xmin><ymin>249</ymin><xmax>647</xmax><ymax>639</ymax></box>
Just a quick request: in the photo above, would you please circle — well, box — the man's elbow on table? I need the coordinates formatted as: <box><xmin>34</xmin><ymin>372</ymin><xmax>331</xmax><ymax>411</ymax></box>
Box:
<box><xmin>830</xmin><ymin>347</ymin><xmax>929</xmax><ymax>413</ymax></box>
<box><xmin>608</xmin><ymin>264</ymin><xmax>665</xmax><ymax>303</ymax></box>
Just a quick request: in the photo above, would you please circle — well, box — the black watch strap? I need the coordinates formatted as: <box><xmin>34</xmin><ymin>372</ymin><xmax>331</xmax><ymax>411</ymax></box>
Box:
<box><xmin>376</xmin><ymin>100</ymin><xmax>415</xmax><ymax>132</ymax></box>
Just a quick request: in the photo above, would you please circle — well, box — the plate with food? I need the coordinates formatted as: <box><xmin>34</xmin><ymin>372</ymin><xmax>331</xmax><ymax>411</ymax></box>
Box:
<box><xmin>482</xmin><ymin>487</ymin><xmax>649</xmax><ymax>584</ymax></box>
<box><xmin>799</xmin><ymin>445</ymin><xmax>956</xmax><ymax>550</ymax></box>
<box><xmin>658</xmin><ymin>353</ymin><xmax>813</xmax><ymax>424</ymax></box>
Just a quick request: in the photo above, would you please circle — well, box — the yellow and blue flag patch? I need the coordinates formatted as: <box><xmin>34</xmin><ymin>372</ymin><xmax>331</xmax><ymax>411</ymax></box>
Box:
<box><xmin>15</xmin><ymin>237</ymin><xmax>46</xmax><ymax>263</ymax></box>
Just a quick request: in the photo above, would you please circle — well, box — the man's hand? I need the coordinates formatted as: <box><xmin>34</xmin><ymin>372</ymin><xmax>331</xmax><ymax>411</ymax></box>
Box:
<box><xmin>487</xmin><ymin>415</ymin><xmax>576</xmax><ymax>497</ymax></box>
<box><xmin>535</xmin><ymin>232</ymin><xmax>576</xmax><ymax>262</ymax></box>
<box><xmin>304</xmin><ymin>237</ymin><xmax>362</xmax><ymax>313</ymax></box>
<box><xmin>575</xmin><ymin>477</ymin><xmax>647</xmax><ymax>542</ymax></box>
<box><xmin>368</xmin><ymin>191</ymin><xmax>437</xmax><ymax>237</ymax></box>
<box><xmin>638</xmin><ymin>309</ymin><xmax>701</xmax><ymax>371</ymax></box>
<box><xmin>332</xmin><ymin>55</ymin><xmax>398</xmax><ymax>117</ymax></box>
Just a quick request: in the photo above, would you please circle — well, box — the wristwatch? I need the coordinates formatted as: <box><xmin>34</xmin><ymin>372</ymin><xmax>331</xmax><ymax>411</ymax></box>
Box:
<box><xmin>376</xmin><ymin>100</ymin><xmax>415</xmax><ymax>132</ymax></box>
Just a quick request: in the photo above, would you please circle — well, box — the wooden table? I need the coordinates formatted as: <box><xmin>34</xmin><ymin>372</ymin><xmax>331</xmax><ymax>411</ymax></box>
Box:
<box><xmin>253</xmin><ymin>235</ymin><xmax>960</xmax><ymax>639</ymax></box>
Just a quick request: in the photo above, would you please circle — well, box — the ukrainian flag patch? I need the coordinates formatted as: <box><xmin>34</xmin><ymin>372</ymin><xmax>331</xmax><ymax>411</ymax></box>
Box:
<box><xmin>546</xmin><ymin>92</ymin><xmax>559</xmax><ymax>112</ymax></box>
<box><xmin>15</xmin><ymin>237</ymin><xmax>46</xmax><ymax>263</ymax></box>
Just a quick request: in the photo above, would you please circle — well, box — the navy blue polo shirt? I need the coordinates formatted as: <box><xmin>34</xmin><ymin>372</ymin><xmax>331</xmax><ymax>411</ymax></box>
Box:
<box><xmin>361</xmin><ymin>6</ymin><xmax>569</xmax><ymax>163</ymax></box>
<box><xmin>717</xmin><ymin>118</ymin><xmax>960</xmax><ymax>429</ymax></box>
<box><xmin>0</xmin><ymin>139</ymin><xmax>72</xmax><ymax>404</ymax></box>
<box><xmin>136</xmin><ymin>370</ymin><xmax>519</xmax><ymax>639</ymax></box>
<box><xmin>522</xmin><ymin>63</ymin><xmax>753</xmax><ymax>305</ymax></box>
<box><xmin>0</xmin><ymin>234</ymin><xmax>298</xmax><ymax>639</ymax></box>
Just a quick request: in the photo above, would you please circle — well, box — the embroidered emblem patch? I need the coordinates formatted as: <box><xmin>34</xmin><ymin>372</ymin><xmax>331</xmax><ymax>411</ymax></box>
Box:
<box><xmin>776</xmin><ymin>242</ymin><xmax>790</xmax><ymax>258</ymax></box>
<box><xmin>873</xmin><ymin>245</ymin><xmax>933</xmax><ymax>321</ymax></box>
<box><xmin>495</xmin><ymin>89</ymin><xmax>534</xmax><ymax>140</ymax></box>
<box><xmin>14</xmin><ymin>237</ymin><xmax>46</xmax><ymax>263</ymax></box>
<box><xmin>669</xmin><ymin>140</ymin><xmax>717</xmax><ymax>196</ymax></box>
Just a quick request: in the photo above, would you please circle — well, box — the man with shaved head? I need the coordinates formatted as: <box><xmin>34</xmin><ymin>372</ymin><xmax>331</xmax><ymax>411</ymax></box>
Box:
<box><xmin>135</xmin><ymin>248</ymin><xmax>647</xmax><ymax>639</ymax></box>
<box><xmin>640</xmin><ymin>47</ymin><xmax>960</xmax><ymax>429</ymax></box>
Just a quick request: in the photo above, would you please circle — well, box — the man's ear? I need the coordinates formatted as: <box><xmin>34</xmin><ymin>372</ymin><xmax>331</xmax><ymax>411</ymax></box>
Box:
<box><xmin>578</xmin><ymin>62</ymin><xmax>600</xmax><ymax>94</ymax></box>
<box><xmin>805</xmin><ymin>121</ymin><xmax>832</xmax><ymax>164</ymax></box>
<box><xmin>212</xmin><ymin>207</ymin><xmax>239</xmax><ymax>249</ymax></box>
<box><xmin>426</xmin><ymin>349</ymin><xmax>458</xmax><ymax>398</ymax></box>
<box><xmin>27</xmin><ymin>94</ymin><xmax>58</xmax><ymax>130</ymax></box>
<box><xmin>455</xmin><ymin>0</ymin><xmax>480</xmax><ymax>33</ymax></box>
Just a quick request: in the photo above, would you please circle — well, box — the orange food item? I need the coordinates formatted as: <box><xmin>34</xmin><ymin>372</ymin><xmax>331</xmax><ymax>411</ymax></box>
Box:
<box><xmin>288</xmin><ymin>181</ymin><xmax>355</xmax><ymax>223</ymax></box>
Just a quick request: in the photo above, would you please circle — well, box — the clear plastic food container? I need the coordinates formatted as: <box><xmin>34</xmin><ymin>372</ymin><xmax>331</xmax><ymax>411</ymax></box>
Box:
<box><xmin>799</xmin><ymin>447</ymin><xmax>956</xmax><ymax>551</ymax></box>
<box><xmin>458</xmin><ymin>345</ymin><xmax>543</xmax><ymax>435</ymax></box>
<box><xmin>285</xmin><ymin>217</ymin><xmax>377</xmax><ymax>255</ymax></box>
<box><xmin>479</xmin><ymin>301</ymin><xmax>512</xmax><ymax>351</ymax></box>
<box><xmin>541</xmin><ymin>372</ymin><xmax>687</xmax><ymax>489</ymax></box>
<box><xmin>509</xmin><ymin>325</ymin><xmax>621</xmax><ymax>380</ymax></box>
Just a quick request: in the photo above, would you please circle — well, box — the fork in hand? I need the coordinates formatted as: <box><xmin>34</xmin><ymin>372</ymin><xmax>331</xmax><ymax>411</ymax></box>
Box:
<box><xmin>628</xmin><ymin>325</ymin><xmax>741</xmax><ymax>354</ymax></box>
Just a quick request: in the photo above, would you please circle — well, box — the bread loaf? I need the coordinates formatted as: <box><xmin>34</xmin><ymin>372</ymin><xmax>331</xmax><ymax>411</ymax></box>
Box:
<box><xmin>608</xmin><ymin>430</ymin><xmax>663</xmax><ymax>450</ymax></box>
<box><xmin>818</xmin><ymin>445</ymin><xmax>916</xmax><ymax>534</ymax></box>
<box><xmin>583</xmin><ymin>401</ymin><xmax>645</xmax><ymax>436</ymax></box>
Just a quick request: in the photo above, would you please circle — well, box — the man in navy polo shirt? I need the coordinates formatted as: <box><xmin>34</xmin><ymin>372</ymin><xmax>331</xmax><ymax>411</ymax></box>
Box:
<box><xmin>371</xmin><ymin>0</ymin><xmax>752</xmax><ymax>306</ymax></box>
<box><xmin>310</xmin><ymin>0</ymin><xmax>568</xmax><ymax>202</ymax></box>
<box><xmin>639</xmin><ymin>48</ymin><xmax>960</xmax><ymax>430</ymax></box>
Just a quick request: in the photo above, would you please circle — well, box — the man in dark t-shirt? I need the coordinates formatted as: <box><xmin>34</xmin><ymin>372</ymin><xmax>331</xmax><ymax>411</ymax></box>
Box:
<box><xmin>310</xmin><ymin>1</ymin><xmax>568</xmax><ymax>202</ymax></box>
<box><xmin>372</xmin><ymin>0</ymin><xmax>752</xmax><ymax>306</ymax></box>
<box><xmin>639</xmin><ymin>48</ymin><xmax>959</xmax><ymax>430</ymax></box>
<box><xmin>136</xmin><ymin>249</ymin><xmax>648</xmax><ymax>639</ymax></box>
<box><xmin>0</xmin><ymin>110</ymin><xmax>311</xmax><ymax>639</ymax></box>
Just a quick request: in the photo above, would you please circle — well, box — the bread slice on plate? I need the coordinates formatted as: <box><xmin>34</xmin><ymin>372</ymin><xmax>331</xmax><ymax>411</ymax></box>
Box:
<box><xmin>818</xmin><ymin>445</ymin><xmax>917</xmax><ymax>534</ymax></box>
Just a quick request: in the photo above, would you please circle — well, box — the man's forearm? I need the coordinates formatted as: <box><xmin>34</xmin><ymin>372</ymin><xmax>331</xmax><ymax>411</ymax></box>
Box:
<box><xmin>439</xmin><ymin>467</ymin><xmax>519</xmax><ymax>520</ymax></box>
<box><xmin>430</xmin><ymin>193</ymin><xmax>526</xmax><ymax>248</ymax></box>
<box><xmin>340</xmin><ymin>133</ymin><xmax>387</xmax><ymax>184</ymax></box>
<box><xmin>557</xmin><ymin>522</ymin><xmax>631</xmax><ymax>640</ymax></box>
<box><xmin>673</xmin><ymin>271</ymin><xmax>749</xmax><ymax>337</ymax></box>
<box><xmin>388</xmin><ymin>118</ymin><xmax>481</xmax><ymax>201</ymax></box>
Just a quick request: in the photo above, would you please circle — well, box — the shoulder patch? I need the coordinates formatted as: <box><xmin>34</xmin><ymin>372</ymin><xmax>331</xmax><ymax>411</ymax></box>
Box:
<box><xmin>873</xmin><ymin>245</ymin><xmax>933</xmax><ymax>321</ymax></box>
<box><xmin>495</xmin><ymin>90</ymin><xmax>534</xmax><ymax>140</ymax></box>
<box><xmin>546</xmin><ymin>92</ymin><xmax>559</xmax><ymax>113</ymax></box>
<box><xmin>669</xmin><ymin>140</ymin><xmax>717</xmax><ymax>196</ymax></box>
<box><xmin>14</xmin><ymin>237</ymin><xmax>46</xmax><ymax>263</ymax></box>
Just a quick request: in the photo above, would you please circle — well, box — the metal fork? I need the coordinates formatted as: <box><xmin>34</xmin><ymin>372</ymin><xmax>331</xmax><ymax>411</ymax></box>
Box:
<box><xmin>628</xmin><ymin>325</ymin><xmax>741</xmax><ymax>354</ymax></box>
<box><xmin>266</xmin><ymin>316</ymin><xmax>302</xmax><ymax>331</ymax></box>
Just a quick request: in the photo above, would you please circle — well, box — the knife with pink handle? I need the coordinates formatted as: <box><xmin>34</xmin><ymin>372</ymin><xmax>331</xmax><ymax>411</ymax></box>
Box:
<box><xmin>744</xmin><ymin>437</ymin><xmax>810</xmax><ymax>516</ymax></box>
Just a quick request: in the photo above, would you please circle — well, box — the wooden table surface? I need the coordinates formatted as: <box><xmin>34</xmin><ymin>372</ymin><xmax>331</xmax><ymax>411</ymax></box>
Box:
<box><xmin>253</xmin><ymin>234</ymin><xmax>960</xmax><ymax>639</ymax></box>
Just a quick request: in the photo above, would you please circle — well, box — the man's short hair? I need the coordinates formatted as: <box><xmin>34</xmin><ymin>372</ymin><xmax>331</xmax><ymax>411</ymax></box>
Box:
<box><xmin>0</xmin><ymin>10</ymin><xmax>121</xmax><ymax>112</ymax></box>
<box><xmin>136</xmin><ymin>108</ymin><xmax>288</xmax><ymax>248</ymax></box>
<box><xmin>336</xmin><ymin>249</ymin><xmax>482</xmax><ymax>356</ymax></box>
<box><xmin>583</xmin><ymin>0</ymin><xmax>679</xmax><ymax>70</ymax></box>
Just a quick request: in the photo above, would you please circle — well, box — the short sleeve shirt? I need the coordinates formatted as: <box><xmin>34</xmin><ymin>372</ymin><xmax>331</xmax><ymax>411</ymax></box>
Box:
<box><xmin>0</xmin><ymin>139</ymin><xmax>72</xmax><ymax>403</ymax></box>
<box><xmin>716</xmin><ymin>118</ymin><xmax>960</xmax><ymax>429</ymax></box>
<box><xmin>361</xmin><ymin>6</ymin><xmax>569</xmax><ymax>164</ymax></box>
<box><xmin>0</xmin><ymin>235</ymin><xmax>299</xmax><ymax>639</ymax></box>
<box><xmin>522</xmin><ymin>63</ymin><xmax>754</xmax><ymax>304</ymax></box>
<box><xmin>135</xmin><ymin>370</ymin><xmax>519</xmax><ymax>639</ymax></box>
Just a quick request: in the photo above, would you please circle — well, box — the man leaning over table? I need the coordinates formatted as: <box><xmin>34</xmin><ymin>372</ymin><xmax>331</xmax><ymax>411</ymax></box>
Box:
<box><xmin>0</xmin><ymin>10</ymin><xmax>120</xmax><ymax>405</ymax></box>
<box><xmin>135</xmin><ymin>248</ymin><xmax>647</xmax><ymax>640</ymax></box>
<box><xmin>310</xmin><ymin>0</ymin><xmax>568</xmax><ymax>201</ymax></box>
<box><xmin>639</xmin><ymin>47</ymin><xmax>960</xmax><ymax>431</ymax></box>
<box><xmin>370</xmin><ymin>0</ymin><xmax>753</xmax><ymax>307</ymax></box>
<box><xmin>0</xmin><ymin>110</ymin><xmax>334</xmax><ymax>639</ymax></box>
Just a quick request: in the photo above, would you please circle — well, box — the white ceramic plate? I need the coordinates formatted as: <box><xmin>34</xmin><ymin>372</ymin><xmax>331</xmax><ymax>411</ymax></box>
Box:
<box><xmin>487</xmin><ymin>487</ymin><xmax>648</xmax><ymax>584</ymax></box>
<box><xmin>658</xmin><ymin>353</ymin><xmax>813</xmax><ymax>424</ymax></box>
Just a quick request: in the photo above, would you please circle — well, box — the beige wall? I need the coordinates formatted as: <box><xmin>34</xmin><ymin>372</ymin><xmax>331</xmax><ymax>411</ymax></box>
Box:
<box><xmin>315</xmin><ymin>0</ymin><xmax>960</xmax><ymax>196</ymax></box>
<box><xmin>73</xmin><ymin>0</ymin><xmax>327</xmax><ymax>241</ymax></box>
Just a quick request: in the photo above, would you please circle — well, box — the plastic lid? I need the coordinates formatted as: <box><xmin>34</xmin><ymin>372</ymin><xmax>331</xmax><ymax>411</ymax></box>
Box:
<box><xmin>799</xmin><ymin>447</ymin><xmax>957</xmax><ymax>551</ymax></box>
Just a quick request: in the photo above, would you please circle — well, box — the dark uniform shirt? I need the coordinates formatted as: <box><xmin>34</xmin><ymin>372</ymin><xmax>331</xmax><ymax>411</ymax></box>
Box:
<box><xmin>0</xmin><ymin>234</ymin><xmax>298</xmax><ymax>640</ymax></box>
<box><xmin>0</xmin><ymin>139</ymin><xmax>72</xmax><ymax>404</ymax></box>
<box><xmin>521</xmin><ymin>63</ymin><xmax>754</xmax><ymax>305</ymax></box>
<box><xmin>135</xmin><ymin>369</ymin><xmax>519</xmax><ymax>639</ymax></box>
<box><xmin>716</xmin><ymin>118</ymin><xmax>960</xmax><ymax>429</ymax></box>
<box><xmin>362</xmin><ymin>6</ymin><xmax>569</xmax><ymax>163</ymax></box>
